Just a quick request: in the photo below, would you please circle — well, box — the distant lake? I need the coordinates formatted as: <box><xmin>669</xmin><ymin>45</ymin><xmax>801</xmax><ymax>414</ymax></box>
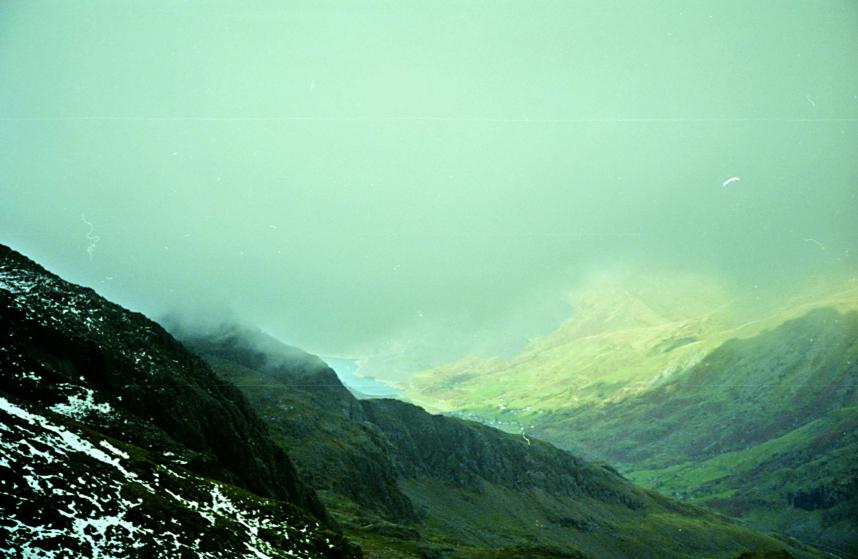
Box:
<box><xmin>322</xmin><ymin>356</ymin><xmax>401</xmax><ymax>397</ymax></box>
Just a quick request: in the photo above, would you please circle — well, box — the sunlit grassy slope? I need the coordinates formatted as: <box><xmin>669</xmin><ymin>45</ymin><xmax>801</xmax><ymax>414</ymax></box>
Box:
<box><xmin>400</xmin><ymin>275</ymin><xmax>858</xmax><ymax>557</ymax></box>
<box><xmin>403</xmin><ymin>275</ymin><xmax>858</xmax><ymax>414</ymax></box>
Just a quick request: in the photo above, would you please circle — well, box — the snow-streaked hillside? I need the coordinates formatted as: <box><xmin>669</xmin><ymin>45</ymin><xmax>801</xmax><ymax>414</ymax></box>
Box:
<box><xmin>0</xmin><ymin>243</ymin><xmax>358</xmax><ymax>558</ymax></box>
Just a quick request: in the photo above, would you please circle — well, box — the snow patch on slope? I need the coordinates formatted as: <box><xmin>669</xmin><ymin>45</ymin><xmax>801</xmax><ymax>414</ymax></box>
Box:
<box><xmin>0</xmin><ymin>396</ymin><xmax>333</xmax><ymax>558</ymax></box>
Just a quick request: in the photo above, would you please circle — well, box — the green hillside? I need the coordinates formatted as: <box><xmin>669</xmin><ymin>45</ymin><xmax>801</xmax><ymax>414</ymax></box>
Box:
<box><xmin>400</xmin><ymin>277</ymin><xmax>858</xmax><ymax>557</ymax></box>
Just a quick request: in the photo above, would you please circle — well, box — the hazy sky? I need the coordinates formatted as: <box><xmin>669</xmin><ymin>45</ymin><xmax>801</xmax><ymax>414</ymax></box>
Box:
<box><xmin>2</xmin><ymin>1</ymin><xmax>857</xmax><ymax>374</ymax></box>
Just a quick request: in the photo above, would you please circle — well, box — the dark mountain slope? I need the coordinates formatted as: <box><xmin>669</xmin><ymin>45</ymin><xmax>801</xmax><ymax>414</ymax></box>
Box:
<box><xmin>173</xmin><ymin>323</ymin><xmax>420</xmax><ymax>525</ymax></box>
<box><xmin>0</xmin><ymin>244</ymin><xmax>358</xmax><ymax>557</ymax></box>
<box><xmin>359</xmin><ymin>396</ymin><xmax>640</xmax><ymax>506</ymax></box>
<box><xmin>179</xmin><ymin>325</ymin><xmax>824</xmax><ymax>559</ymax></box>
